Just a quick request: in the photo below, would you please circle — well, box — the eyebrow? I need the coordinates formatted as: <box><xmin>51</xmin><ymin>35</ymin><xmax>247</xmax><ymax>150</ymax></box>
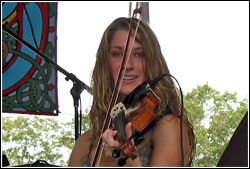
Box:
<box><xmin>110</xmin><ymin>46</ymin><xmax>143</xmax><ymax>51</ymax></box>
<box><xmin>110</xmin><ymin>46</ymin><xmax>123</xmax><ymax>50</ymax></box>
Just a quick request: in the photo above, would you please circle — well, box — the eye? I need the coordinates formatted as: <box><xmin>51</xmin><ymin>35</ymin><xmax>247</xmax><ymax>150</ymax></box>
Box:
<box><xmin>112</xmin><ymin>52</ymin><xmax>123</xmax><ymax>57</ymax></box>
<box><xmin>135</xmin><ymin>52</ymin><xmax>145</xmax><ymax>57</ymax></box>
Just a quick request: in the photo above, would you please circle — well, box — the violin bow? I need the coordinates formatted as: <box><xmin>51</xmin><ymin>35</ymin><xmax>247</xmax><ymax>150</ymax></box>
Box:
<box><xmin>91</xmin><ymin>8</ymin><xmax>142</xmax><ymax>167</ymax></box>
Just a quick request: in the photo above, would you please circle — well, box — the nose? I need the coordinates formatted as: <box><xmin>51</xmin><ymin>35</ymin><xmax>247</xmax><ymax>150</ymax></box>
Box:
<box><xmin>126</xmin><ymin>56</ymin><xmax>134</xmax><ymax>70</ymax></box>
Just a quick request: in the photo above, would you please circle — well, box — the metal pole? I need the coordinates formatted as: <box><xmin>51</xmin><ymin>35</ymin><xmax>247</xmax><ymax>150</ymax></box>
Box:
<box><xmin>138</xmin><ymin>2</ymin><xmax>150</xmax><ymax>25</ymax></box>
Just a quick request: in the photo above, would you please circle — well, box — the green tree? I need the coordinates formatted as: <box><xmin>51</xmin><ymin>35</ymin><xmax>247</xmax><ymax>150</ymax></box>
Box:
<box><xmin>184</xmin><ymin>83</ymin><xmax>248</xmax><ymax>166</ymax></box>
<box><xmin>2</xmin><ymin>114</ymin><xmax>90</xmax><ymax>166</ymax></box>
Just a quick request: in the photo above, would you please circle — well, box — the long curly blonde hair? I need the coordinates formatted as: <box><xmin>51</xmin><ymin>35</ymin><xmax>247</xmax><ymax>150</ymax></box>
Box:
<box><xmin>89</xmin><ymin>17</ymin><xmax>196</xmax><ymax>165</ymax></box>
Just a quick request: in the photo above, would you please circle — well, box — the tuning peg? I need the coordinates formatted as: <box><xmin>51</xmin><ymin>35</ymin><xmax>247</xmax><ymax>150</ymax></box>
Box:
<box><xmin>117</xmin><ymin>155</ymin><xmax>129</xmax><ymax>166</ymax></box>
<box><xmin>112</xmin><ymin>148</ymin><xmax>122</xmax><ymax>158</ymax></box>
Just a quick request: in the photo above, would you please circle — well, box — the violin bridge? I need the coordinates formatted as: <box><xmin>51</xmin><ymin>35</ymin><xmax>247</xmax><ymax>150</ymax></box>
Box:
<box><xmin>111</xmin><ymin>102</ymin><xmax>127</xmax><ymax>118</ymax></box>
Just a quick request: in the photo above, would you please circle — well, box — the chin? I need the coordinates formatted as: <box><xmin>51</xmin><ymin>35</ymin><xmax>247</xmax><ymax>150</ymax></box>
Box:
<box><xmin>120</xmin><ymin>88</ymin><xmax>134</xmax><ymax>96</ymax></box>
<box><xmin>121</xmin><ymin>91</ymin><xmax>131</xmax><ymax>96</ymax></box>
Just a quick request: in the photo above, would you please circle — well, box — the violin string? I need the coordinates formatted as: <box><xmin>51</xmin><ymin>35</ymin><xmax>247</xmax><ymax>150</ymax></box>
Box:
<box><xmin>113</xmin><ymin>110</ymin><xmax>127</xmax><ymax>144</ymax></box>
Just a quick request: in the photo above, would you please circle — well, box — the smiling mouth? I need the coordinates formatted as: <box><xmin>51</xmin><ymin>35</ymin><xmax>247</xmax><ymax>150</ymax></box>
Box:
<box><xmin>123</xmin><ymin>76</ymin><xmax>137</xmax><ymax>80</ymax></box>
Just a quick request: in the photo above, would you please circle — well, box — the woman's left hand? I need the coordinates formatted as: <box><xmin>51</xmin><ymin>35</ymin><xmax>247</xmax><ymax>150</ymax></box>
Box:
<box><xmin>101</xmin><ymin>122</ymin><xmax>132</xmax><ymax>158</ymax></box>
<box><xmin>101</xmin><ymin>122</ymin><xmax>142</xmax><ymax>166</ymax></box>
<box><xmin>102</xmin><ymin>122</ymin><xmax>132</xmax><ymax>148</ymax></box>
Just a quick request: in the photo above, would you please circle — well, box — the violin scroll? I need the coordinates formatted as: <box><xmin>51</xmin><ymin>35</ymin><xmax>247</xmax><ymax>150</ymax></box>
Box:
<box><xmin>112</xmin><ymin>138</ymin><xmax>137</xmax><ymax>166</ymax></box>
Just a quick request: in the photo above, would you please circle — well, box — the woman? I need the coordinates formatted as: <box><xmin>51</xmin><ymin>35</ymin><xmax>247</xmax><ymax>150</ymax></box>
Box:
<box><xmin>68</xmin><ymin>17</ymin><xmax>196</xmax><ymax>167</ymax></box>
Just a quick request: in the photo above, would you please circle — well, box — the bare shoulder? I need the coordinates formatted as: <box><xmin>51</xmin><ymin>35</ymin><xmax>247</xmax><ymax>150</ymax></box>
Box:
<box><xmin>150</xmin><ymin>114</ymin><xmax>191</xmax><ymax>166</ymax></box>
<box><xmin>152</xmin><ymin>114</ymin><xmax>182</xmax><ymax>140</ymax></box>
<box><xmin>77</xmin><ymin>129</ymin><xmax>92</xmax><ymax>142</ymax></box>
<box><xmin>73</xmin><ymin>129</ymin><xmax>93</xmax><ymax>150</ymax></box>
<box><xmin>152</xmin><ymin>114</ymin><xmax>191</xmax><ymax>144</ymax></box>
<box><xmin>68</xmin><ymin>130</ymin><xmax>93</xmax><ymax>166</ymax></box>
<box><xmin>157</xmin><ymin>113</ymin><xmax>181</xmax><ymax>127</ymax></box>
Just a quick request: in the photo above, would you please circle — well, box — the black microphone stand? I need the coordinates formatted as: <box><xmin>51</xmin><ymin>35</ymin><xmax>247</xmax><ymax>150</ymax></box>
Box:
<box><xmin>2</xmin><ymin>24</ymin><xmax>90</xmax><ymax>141</ymax></box>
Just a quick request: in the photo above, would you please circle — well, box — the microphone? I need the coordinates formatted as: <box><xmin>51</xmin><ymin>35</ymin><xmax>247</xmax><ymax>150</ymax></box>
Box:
<box><xmin>148</xmin><ymin>74</ymin><xmax>167</xmax><ymax>87</ymax></box>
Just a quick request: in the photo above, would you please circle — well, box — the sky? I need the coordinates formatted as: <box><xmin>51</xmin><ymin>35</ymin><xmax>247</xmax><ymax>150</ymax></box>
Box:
<box><xmin>2</xmin><ymin>1</ymin><xmax>249</xmax><ymax>165</ymax></box>
<box><xmin>56</xmin><ymin>1</ymin><xmax>249</xmax><ymax>123</ymax></box>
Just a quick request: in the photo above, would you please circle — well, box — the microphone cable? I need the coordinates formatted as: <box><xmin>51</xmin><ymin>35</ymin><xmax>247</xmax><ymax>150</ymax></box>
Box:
<box><xmin>151</xmin><ymin>73</ymin><xmax>184</xmax><ymax>167</ymax></box>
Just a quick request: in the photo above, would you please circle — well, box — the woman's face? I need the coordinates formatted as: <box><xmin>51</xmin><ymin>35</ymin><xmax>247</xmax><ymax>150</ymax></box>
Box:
<box><xmin>108</xmin><ymin>29</ymin><xmax>147</xmax><ymax>96</ymax></box>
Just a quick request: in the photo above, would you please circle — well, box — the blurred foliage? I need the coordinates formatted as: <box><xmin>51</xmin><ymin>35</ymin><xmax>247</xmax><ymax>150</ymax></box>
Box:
<box><xmin>184</xmin><ymin>83</ymin><xmax>248</xmax><ymax>166</ymax></box>
<box><xmin>2</xmin><ymin>112</ymin><xmax>90</xmax><ymax>166</ymax></box>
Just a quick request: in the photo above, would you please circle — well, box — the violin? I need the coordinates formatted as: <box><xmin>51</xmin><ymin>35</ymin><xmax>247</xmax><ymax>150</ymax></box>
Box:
<box><xmin>111</xmin><ymin>72</ymin><xmax>184</xmax><ymax>166</ymax></box>
<box><xmin>110</xmin><ymin>71</ymin><xmax>184</xmax><ymax>166</ymax></box>
<box><xmin>111</xmin><ymin>81</ymin><xmax>161</xmax><ymax>166</ymax></box>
